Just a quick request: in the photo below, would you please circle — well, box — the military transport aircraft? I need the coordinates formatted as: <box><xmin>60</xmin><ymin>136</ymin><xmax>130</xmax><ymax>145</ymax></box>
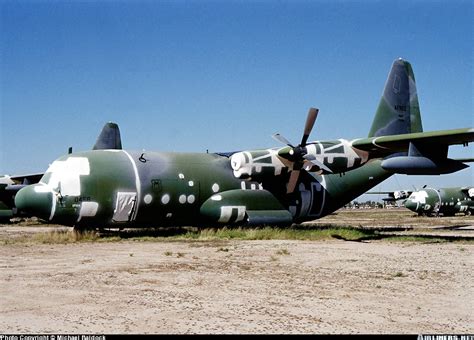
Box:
<box><xmin>0</xmin><ymin>174</ymin><xmax>42</xmax><ymax>221</ymax></box>
<box><xmin>371</xmin><ymin>186</ymin><xmax>474</xmax><ymax>216</ymax></box>
<box><xmin>14</xmin><ymin>58</ymin><xmax>474</xmax><ymax>229</ymax></box>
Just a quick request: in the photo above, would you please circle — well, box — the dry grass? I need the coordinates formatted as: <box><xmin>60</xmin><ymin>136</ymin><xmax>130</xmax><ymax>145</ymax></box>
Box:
<box><xmin>1</xmin><ymin>208</ymin><xmax>472</xmax><ymax>245</ymax></box>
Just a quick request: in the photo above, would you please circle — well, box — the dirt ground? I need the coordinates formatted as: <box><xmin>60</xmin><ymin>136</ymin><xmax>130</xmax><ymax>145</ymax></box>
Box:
<box><xmin>0</xmin><ymin>209</ymin><xmax>473</xmax><ymax>334</ymax></box>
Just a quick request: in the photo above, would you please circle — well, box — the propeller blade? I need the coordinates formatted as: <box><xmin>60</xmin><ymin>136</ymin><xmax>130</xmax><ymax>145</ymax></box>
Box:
<box><xmin>303</xmin><ymin>155</ymin><xmax>333</xmax><ymax>173</ymax></box>
<box><xmin>272</xmin><ymin>133</ymin><xmax>294</xmax><ymax>147</ymax></box>
<box><xmin>301</xmin><ymin>107</ymin><xmax>319</xmax><ymax>146</ymax></box>
<box><xmin>309</xmin><ymin>159</ymin><xmax>333</xmax><ymax>173</ymax></box>
<box><xmin>273</xmin><ymin>107</ymin><xmax>321</xmax><ymax>195</ymax></box>
<box><xmin>287</xmin><ymin>170</ymin><xmax>300</xmax><ymax>194</ymax></box>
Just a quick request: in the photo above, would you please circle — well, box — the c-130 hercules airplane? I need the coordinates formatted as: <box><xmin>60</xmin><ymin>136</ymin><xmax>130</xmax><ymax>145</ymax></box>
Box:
<box><xmin>15</xmin><ymin>59</ymin><xmax>474</xmax><ymax>229</ymax></box>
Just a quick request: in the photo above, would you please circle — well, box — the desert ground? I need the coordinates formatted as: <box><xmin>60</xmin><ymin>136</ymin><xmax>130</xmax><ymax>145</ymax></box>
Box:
<box><xmin>0</xmin><ymin>209</ymin><xmax>473</xmax><ymax>334</ymax></box>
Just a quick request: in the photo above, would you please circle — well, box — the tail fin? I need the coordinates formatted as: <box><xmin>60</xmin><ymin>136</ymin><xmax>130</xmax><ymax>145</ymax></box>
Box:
<box><xmin>368</xmin><ymin>58</ymin><xmax>423</xmax><ymax>137</ymax></box>
<box><xmin>93</xmin><ymin>122</ymin><xmax>122</xmax><ymax>150</ymax></box>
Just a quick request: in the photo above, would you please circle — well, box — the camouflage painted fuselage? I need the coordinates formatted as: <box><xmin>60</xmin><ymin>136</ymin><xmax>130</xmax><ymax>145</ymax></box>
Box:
<box><xmin>15</xmin><ymin>149</ymin><xmax>391</xmax><ymax>227</ymax></box>
<box><xmin>13</xmin><ymin>58</ymin><xmax>474</xmax><ymax>227</ymax></box>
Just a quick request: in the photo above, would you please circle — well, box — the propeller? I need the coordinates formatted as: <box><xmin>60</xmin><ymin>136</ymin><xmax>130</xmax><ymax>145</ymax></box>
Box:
<box><xmin>272</xmin><ymin>107</ymin><xmax>330</xmax><ymax>194</ymax></box>
<box><xmin>272</xmin><ymin>107</ymin><xmax>319</xmax><ymax>149</ymax></box>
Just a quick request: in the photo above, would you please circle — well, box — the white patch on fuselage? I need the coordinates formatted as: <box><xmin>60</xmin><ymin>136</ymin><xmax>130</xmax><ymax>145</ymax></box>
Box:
<box><xmin>34</xmin><ymin>184</ymin><xmax>54</xmax><ymax>193</ymax></box>
<box><xmin>45</xmin><ymin>157</ymin><xmax>90</xmax><ymax>196</ymax></box>
<box><xmin>77</xmin><ymin>201</ymin><xmax>99</xmax><ymax>222</ymax></box>
<box><xmin>409</xmin><ymin>191</ymin><xmax>428</xmax><ymax>204</ymax></box>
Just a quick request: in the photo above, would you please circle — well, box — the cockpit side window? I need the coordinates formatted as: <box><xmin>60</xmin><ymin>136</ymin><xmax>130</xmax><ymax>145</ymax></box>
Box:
<box><xmin>40</xmin><ymin>172</ymin><xmax>52</xmax><ymax>185</ymax></box>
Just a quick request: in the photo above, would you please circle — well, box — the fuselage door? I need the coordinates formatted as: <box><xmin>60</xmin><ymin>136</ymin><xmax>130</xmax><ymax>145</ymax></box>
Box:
<box><xmin>113</xmin><ymin>191</ymin><xmax>137</xmax><ymax>222</ymax></box>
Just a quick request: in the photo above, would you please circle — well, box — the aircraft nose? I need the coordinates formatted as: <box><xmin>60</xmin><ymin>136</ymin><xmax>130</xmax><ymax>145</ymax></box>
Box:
<box><xmin>15</xmin><ymin>184</ymin><xmax>53</xmax><ymax>220</ymax></box>
<box><xmin>404</xmin><ymin>199</ymin><xmax>418</xmax><ymax>212</ymax></box>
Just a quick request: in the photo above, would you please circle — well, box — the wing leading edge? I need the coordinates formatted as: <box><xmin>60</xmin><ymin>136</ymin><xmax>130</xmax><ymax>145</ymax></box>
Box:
<box><xmin>352</xmin><ymin>128</ymin><xmax>474</xmax><ymax>153</ymax></box>
<box><xmin>351</xmin><ymin>128</ymin><xmax>474</xmax><ymax>175</ymax></box>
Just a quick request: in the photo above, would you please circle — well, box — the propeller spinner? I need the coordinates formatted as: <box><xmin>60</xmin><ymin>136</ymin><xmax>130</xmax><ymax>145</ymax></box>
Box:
<box><xmin>272</xmin><ymin>107</ymin><xmax>331</xmax><ymax>193</ymax></box>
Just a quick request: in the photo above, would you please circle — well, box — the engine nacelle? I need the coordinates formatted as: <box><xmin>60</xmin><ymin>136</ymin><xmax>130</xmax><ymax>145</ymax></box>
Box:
<box><xmin>304</xmin><ymin>140</ymin><xmax>366</xmax><ymax>173</ymax></box>
<box><xmin>200</xmin><ymin>189</ymin><xmax>292</xmax><ymax>225</ymax></box>
<box><xmin>230</xmin><ymin>149</ymin><xmax>286</xmax><ymax>179</ymax></box>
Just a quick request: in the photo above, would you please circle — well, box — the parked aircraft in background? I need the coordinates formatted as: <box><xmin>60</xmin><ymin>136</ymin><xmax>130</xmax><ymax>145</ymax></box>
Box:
<box><xmin>14</xmin><ymin>58</ymin><xmax>474</xmax><ymax>229</ymax></box>
<box><xmin>371</xmin><ymin>186</ymin><xmax>474</xmax><ymax>216</ymax></box>
<box><xmin>0</xmin><ymin>174</ymin><xmax>42</xmax><ymax>221</ymax></box>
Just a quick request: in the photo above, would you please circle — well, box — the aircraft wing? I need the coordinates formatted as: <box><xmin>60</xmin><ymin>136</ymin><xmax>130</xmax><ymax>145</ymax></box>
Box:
<box><xmin>0</xmin><ymin>173</ymin><xmax>44</xmax><ymax>220</ymax></box>
<box><xmin>366</xmin><ymin>190</ymin><xmax>412</xmax><ymax>201</ymax></box>
<box><xmin>1</xmin><ymin>173</ymin><xmax>43</xmax><ymax>200</ymax></box>
<box><xmin>351</xmin><ymin>128</ymin><xmax>474</xmax><ymax>175</ymax></box>
<box><xmin>8</xmin><ymin>173</ymin><xmax>44</xmax><ymax>185</ymax></box>
<box><xmin>352</xmin><ymin>128</ymin><xmax>474</xmax><ymax>153</ymax></box>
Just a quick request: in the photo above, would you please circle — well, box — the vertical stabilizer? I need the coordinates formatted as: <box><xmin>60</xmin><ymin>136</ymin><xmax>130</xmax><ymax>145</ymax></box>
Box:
<box><xmin>93</xmin><ymin>122</ymin><xmax>122</xmax><ymax>150</ymax></box>
<box><xmin>368</xmin><ymin>58</ymin><xmax>423</xmax><ymax>137</ymax></box>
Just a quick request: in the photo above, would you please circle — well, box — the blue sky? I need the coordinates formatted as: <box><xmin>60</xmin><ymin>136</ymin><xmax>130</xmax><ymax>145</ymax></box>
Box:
<box><xmin>1</xmin><ymin>0</ymin><xmax>472</xmax><ymax>198</ymax></box>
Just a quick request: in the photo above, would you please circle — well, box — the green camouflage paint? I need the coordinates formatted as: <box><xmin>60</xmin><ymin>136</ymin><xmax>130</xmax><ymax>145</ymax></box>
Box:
<box><xmin>404</xmin><ymin>187</ymin><xmax>474</xmax><ymax>216</ymax></box>
<box><xmin>14</xmin><ymin>59</ymin><xmax>474</xmax><ymax>228</ymax></box>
